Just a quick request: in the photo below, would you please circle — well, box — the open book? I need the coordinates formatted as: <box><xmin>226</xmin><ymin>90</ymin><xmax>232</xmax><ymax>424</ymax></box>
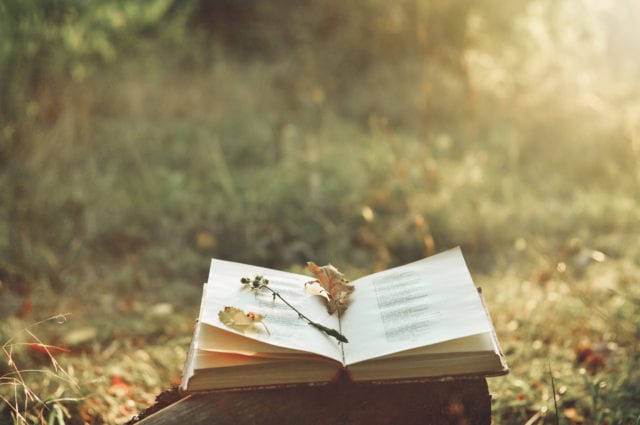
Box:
<box><xmin>180</xmin><ymin>247</ymin><xmax>508</xmax><ymax>392</ymax></box>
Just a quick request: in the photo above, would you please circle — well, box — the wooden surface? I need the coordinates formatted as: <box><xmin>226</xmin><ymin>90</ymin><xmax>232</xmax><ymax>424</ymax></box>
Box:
<box><xmin>133</xmin><ymin>377</ymin><xmax>492</xmax><ymax>425</ymax></box>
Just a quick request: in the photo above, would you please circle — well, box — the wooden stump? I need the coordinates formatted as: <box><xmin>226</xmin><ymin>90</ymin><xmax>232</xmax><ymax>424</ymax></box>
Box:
<box><xmin>130</xmin><ymin>377</ymin><xmax>491</xmax><ymax>425</ymax></box>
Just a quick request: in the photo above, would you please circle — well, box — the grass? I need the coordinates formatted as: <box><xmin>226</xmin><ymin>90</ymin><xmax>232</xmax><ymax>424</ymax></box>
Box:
<box><xmin>0</xmin><ymin>315</ymin><xmax>79</xmax><ymax>424</ymax></box>
<box><xmin>2</xmin><ymin>1</ymin><xmax>640</xmax><ymax>423</ymax></box>
<box><xmin>486</xmin><ymin>254</ymin><xmax>640</xmax><ymax>423</ymax></box>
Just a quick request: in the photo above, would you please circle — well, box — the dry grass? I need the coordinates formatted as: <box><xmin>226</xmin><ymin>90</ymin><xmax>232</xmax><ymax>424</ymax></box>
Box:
<box><xmin>1</xmin><ymin>315</ymin><xmax>79</xmax><ymax>424</ymax></box>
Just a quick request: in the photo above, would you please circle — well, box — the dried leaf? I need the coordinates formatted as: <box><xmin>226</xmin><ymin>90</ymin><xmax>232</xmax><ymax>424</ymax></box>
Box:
<box><xmin>108</xmin><ymin>375</ymin><xmax>131</xmax><ymax>397</ymax></box>
<box><xmin>306</xmin><ymin>262</ymin><xmax>354</xmax><ymax>315</ymax></box>
<box><xmin>575</xmin><ymin>340</ymin><xmax>618</xmax><ymax>373</ymax></box>
<box><xmin>27</xmin><ymin>342</ymin><xmax>69</xmax><ymax>356</ymax></box>
<box><xmin>218</xmin><ymin>306</ymin><xmax>270</xmax><ymax>335</ymax></box>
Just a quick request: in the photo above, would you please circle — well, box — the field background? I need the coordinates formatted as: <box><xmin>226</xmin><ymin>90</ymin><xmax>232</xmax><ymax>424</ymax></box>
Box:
<box><xmin>1</xmin><ymin>1</ymin><xmax>639</xmax><ymax>423</ymax></box>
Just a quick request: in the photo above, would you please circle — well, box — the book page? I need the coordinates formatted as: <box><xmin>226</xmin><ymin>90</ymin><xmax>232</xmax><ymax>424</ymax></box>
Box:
<box><xmin>342</xmin><ymin>247</ymin><xmax>493</xmax><ymax>365</ymax></box>
<box><xmin>199</xmin><ymin>259</ymin><xmax>343</xmax><ymax>362</ymax></box>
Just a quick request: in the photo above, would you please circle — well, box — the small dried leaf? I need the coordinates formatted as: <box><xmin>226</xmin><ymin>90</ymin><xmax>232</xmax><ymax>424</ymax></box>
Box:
<box><xmin>218</xmin><ymin>306</ymin><xmax>269</xmax><ymax>335</ymax></box>
<box><xmin>307</xmin><ymin>262</ymin><xmax>354</xmax><ymax>315</ymax></box>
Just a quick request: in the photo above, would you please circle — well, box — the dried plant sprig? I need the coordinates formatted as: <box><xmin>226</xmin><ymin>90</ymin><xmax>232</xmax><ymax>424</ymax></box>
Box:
<box><xmin>241</xmin><ymin>276</ymin><xmax>348</xmax><ymax>343</ymax></box>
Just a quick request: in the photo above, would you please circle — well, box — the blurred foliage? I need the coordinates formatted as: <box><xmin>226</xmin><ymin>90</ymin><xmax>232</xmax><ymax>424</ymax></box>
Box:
<box><xmin>177</xmin><ymin>0</ymin><xmax>535</xmax><ymax>132</ymax></box>
<box><xmin>0</xmin><ymin>0</ymin><xmax>180</xmax><ymax>128</ymax></box>
<box><xmin>0</xmin><ymin>0</ymin><xmax>639</xmax><ymax>423</ymax></box>
<box><xmin>0</xmin><ymin>0</ymin><xmax>193</xmax><ymax>295</ymax></box>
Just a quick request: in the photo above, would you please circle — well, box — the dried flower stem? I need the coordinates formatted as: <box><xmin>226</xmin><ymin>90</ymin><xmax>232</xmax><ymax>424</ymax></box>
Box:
<box><xmin>241</xmin><ymin>276</ymin><xmax>348</xmax><ymax>343</ymax></box>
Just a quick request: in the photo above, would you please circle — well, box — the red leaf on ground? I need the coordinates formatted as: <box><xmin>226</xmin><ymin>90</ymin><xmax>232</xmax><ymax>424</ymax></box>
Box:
<box><xmin>27</xmin><ymin>342</ymin><xmax>69</xmax><ymax>356</ymax></box>
<box><xmin>109</xmin><ymin>375</ymin><xmax>132</xmax><ymax>397</ymax></box>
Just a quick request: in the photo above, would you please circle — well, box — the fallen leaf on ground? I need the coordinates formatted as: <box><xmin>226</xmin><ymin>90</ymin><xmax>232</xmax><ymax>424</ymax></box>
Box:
<box><xmin>108</xmin><ymin>375</ymin><xmax>131</xmax><ymax>397</ymax></box>
<box><xmin>27</xmin><ymin>342</ymin><xmax>69</xmax><ymax>356</ymax></box>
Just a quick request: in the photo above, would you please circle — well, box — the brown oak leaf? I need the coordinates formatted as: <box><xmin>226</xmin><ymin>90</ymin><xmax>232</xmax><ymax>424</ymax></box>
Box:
<box><xmin>306</xmin><ymin>262</ymin><xmax>354</xmax><ymax>315</ymax></box>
